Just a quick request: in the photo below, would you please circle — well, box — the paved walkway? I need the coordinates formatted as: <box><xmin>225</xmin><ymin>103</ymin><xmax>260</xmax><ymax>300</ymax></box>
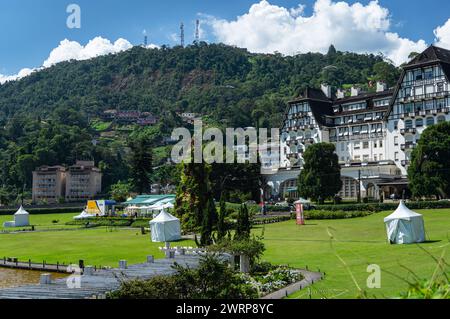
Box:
<box><xmin>261</xmin><ymin>270</ymin><xmax>323</xmax><ymax>299</ymax></box>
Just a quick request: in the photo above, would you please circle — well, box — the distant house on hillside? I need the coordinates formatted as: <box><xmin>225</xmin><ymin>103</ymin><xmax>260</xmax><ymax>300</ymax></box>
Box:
<box><xmin>176</xmin><ymin>112</ymin><xmax>201</xmax><ymax>125</ymax></box>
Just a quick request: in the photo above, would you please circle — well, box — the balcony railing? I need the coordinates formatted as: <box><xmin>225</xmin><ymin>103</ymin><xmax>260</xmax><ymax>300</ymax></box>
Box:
<box><xmin>400</xmin><ymin>128</ymin><xmax>416</xmax><ymax>135</ymax></box>
<box><xmin>401</xmin><ymin>142</ymin><xmax>416</xmax><ymax>151</ymax></box>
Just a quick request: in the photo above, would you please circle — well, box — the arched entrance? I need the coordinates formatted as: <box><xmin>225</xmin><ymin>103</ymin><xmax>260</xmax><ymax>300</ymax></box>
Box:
<box><xmin>366</xmin><ymin>183</ymin><xmax>377</xmax><ymax>199</ymax></box>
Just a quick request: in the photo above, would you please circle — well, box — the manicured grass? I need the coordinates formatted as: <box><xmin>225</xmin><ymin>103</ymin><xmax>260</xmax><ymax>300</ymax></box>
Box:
<box><xmin>0</xmin><ymin>209</ymin><xmax>447</xmax><ymax>298</ymax></box>
<box><xmin>0</xmin><ymin>212</ymin><xmax>81</xmax><ymax>231</ymax></box>
<box><xmin>90</xmin><ymin>119</ymin><xmax>112</xmax><ymax>131</ymax></box>
<box><xmin>0</xmin><ymin>227</ymin><xmax>195</xmax><ymax>267</ymax></box>
<box><xmin>257</xmin><ymin>209</ymin><xmax>449</xmax><ymax>299</ymax></box>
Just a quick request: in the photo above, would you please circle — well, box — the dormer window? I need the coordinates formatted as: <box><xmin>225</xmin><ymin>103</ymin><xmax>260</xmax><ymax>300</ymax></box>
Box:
<box><xmin>424</xmin><ymin>68</ymin><xmax>433</xmax><ymax>80</ymax></box>
<box><xmin>414</xmin><ymin>70</ymin><xmax>422</xmax><ymax>81</ymax></box>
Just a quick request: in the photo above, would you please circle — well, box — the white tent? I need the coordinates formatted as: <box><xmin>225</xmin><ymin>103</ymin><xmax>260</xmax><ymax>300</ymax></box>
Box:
<box><xmin>149</xmin><ymin>209</ymin><xmax>181</xmax><ymax>242</ymax></box>
<box><xmin>73</xmin><ymin>210</ymin><xmax>96</xmax><ymax>220</ymax></box>
<box><xmin>13</xmin><ymin>206</ymin><xmax>30</xmax><ymax>227</ymax></box>
<box><xmin>384</xmin><ymin>201</ymin><xmax>426</xmax><ymax>244</ymax></box>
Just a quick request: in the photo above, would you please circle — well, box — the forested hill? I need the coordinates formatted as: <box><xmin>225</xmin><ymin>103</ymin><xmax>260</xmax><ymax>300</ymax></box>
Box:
<box><xmin>0</xmin><ymin>43</ymin><xmax>400</xmax><ymax>198</ymax></box>
<box><xmin>0</xmin><ymin>43</ymin><xmax>399</xmax><ymax>129</ymax></box>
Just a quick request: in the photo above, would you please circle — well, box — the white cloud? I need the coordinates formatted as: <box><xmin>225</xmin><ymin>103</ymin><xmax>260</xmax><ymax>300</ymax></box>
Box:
<box><xmin>208</xmin><ymin>0</ymin><xmax>428</xmax><ymax>65</ymax></box>
<box><xmin>0</xmin><ymin>68</ymin><xmax>34</xmax><ymax>84</ymax></box>
<box><xmin>43</xmin><ymin>37</ymin><xmax>133</xmax><ymax>67</ymax></box>
<box><xmin>1</xmin><ymin>36</ymin><xmax>136</xmax><ymax>84</ymax></box>
<box><xmin>434</xmin><ymin>18</ymin><xmax>450</xmax><ymax>48</ymax></box>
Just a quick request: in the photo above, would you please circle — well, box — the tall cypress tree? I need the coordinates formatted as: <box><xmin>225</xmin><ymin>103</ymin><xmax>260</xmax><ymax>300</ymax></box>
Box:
<box><xmin>129</xmin><ymin>137</ymin><xmax>153</xmax><ymax>194</ymax></box>
<box><xmin>235</xmin><ymin>204</ymin><xmax>251</xmax><ymax>240</ymax></box>
<box><xmin>199</xmin><ymin>197</ymin><xmax>217</xmax><ymax>246</ymax></box>
<box><xmin>216</xmin><ymin>192</ymin><xmax>227</xmax><ymax>241</ymax></box>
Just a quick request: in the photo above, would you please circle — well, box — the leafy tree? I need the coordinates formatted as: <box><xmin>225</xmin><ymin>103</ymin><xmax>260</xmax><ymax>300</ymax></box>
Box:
<box><xmin>408</xmin><ymin>122</ymin><xmax>450</xmax><ymax>199</ymax></box>
<box><xmin>175</xmin><ymin>145</ymin><xmax>214</xmax><ymax>231</ymax></box>
<box><xmin>372</xmin><ymin>61</ymin><xmax>401</xmax><ymax>88</ymax></box>
<box><xmin>297</xmin><ymin>143</ymin><xmax>342</xmax><ymax>204</ymax></box>
<box><xmin>129</xmin><ymin>137</ymin><xmax>153</xmax><ymax>194</ymax></box>
<box><xmin>110</xmin><ymin>180</ymin><xmax>133</xmax><ymax>203</ymax></box>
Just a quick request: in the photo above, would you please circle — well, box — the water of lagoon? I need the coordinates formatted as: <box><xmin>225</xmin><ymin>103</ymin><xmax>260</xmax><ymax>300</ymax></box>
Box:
<box><xmin>0</xmin><ymin>268</ymin><xmax>68</xmax><ymax>288</ymax></box>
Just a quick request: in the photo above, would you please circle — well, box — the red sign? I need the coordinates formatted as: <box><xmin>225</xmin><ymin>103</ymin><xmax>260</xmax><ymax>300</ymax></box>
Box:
<box><xmin>296</xmin><ymin>203</ymin><xmax>305</xmax><ymax>225</ymax></box>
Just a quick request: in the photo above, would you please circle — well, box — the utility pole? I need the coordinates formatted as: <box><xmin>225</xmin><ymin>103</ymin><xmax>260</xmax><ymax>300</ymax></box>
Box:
<box><xmin>357</xmin><ymin>169</ymin><xmax>361</xmax><ymax>203</ymax></box>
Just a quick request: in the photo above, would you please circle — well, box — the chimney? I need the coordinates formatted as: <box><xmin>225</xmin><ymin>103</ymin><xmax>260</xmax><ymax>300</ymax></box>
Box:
<box><xmin>351</xmin><ymin>86</ymin><xmax>361</xmax><ymax>97</ymax></box>
<box><xmin>376</xmin><ymin>81</ymin><xmax>387</xmax><ymax>93</ymax></box>
<box><xmin>321</xmin><ymin>83</ymin><xmax>332</xmax><ymax>99</ymax></box>
<box><xmin>337</xmin><ymin>88</ymin><xmax>345</xmax><ymax>99</ymax></box>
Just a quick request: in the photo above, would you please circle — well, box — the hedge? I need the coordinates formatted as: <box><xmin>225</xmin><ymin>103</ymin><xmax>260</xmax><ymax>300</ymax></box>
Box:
<box><xmin>315</xmin><ymin>200</ymin><xmax>450</xmax><ymax>212</ymax></box>
<box><xmin>0</xmin><ymin>207</ymin><xmax>83</xmax><ymax>216</ymax></box>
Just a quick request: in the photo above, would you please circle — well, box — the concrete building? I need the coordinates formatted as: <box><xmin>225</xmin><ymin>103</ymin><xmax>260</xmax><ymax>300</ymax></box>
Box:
<box><xmin>266</xmin><ymin>45</ymin><xmax>450</xmax><ymax>201</ymax></box>
<box><xmin>32</xmin><ymin>166</ymin><xmax>67</xmax><ymax>203</ymax></box>
<box><xmin>65</xmin><ymin>161</ymin><xmax>102</xmax><ymax>202</ymax></box>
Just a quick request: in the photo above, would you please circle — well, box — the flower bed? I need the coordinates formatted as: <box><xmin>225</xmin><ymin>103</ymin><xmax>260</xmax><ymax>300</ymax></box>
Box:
<box><xmin>240</xmin><ymin>266</ymin><xmax>304</xmax><ymax>297</ymax></box>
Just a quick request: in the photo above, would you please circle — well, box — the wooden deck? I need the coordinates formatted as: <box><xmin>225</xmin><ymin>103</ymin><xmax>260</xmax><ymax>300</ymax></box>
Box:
<box><xmin>0</xmin><ymin>255</ymin><xmax>201</xmax><ymax>299</ymax></box>
<box><xmin>0</xmin><ymin>258</ymin><xmax>69</xmax><ymax>273</ymax></box>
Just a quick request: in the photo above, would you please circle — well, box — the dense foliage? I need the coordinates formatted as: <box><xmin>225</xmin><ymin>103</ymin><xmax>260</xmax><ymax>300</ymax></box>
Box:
<box><xmin>297</xmin><ymin>143</ymin><xmax>342</xmax><ymax>204</ymax></box>
<box><xmin>0</xmin><ymin>43</ymin><xmax>397</xmax><ymax>201</ymax></box>
<box><xmin>109</xmin><ymin>255</ymin><xmax>258</xmax><ymax>299</ymax></box>
<box><xmin>408</xmin><ymin>122</ymin><xmax>450</xmax><ymax>199</ymax></box>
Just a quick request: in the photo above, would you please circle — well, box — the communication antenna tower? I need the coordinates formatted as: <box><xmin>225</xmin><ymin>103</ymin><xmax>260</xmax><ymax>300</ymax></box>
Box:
<box><xmin>180</xmin><ymin>22</ymin><xmax>185</xmax><ymax>47</ymax></box>
<box><xmin>195</xmin><ymin>19</ymin><xmax>200</xmax><ymax>42</ymax></box>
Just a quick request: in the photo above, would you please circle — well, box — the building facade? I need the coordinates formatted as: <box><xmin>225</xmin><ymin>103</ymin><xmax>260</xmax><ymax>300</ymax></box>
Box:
<box><xmin>65</xmin><ymin>161</ymin><xmax>103</xmax><ymax>202</ymax></box>
<box><xmin>32</xmin><ymin>166</ymin><xmax>67</xmax><ymax>203</ymax></box>
<box><xmin>266</xmin><ymin>45</ymin><xmax>450</xmax><ymax>201</ymax></box>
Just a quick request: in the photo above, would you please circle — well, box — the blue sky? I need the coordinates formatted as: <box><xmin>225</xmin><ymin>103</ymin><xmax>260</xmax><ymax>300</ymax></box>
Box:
<box><xmin>1</xmin><ymin>0</ymin><xmax>450</xmax><ymax>76</ymax></box>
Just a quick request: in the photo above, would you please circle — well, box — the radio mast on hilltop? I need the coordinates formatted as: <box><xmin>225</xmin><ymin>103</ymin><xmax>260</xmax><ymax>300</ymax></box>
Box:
<box><xmin>180</xmin><ymin>22</ymin><xmax>185</xmax><ymax>47</ymax></box>
<box><xmin>143</xmin><ymin>30</ymin><xmax>148</xmax><ymax>47</ymax></box>
<box><xmin>195</xmin><ymin>19</ymin><xmax>200</xmax><ymax>43</ymax></box>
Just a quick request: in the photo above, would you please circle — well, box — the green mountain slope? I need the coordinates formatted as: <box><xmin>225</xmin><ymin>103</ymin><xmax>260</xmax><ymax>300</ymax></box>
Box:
<box><xmin>0</xmin><ymin>43</ymin><xmax>400</xmax><ymax>200</ymax></box>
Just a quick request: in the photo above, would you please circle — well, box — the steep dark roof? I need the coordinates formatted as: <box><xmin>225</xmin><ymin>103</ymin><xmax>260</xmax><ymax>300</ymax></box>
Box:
<box><xmin>405</xmin><ymin>45</ymin><xmax>450</xmax><ymax>68</ymax></box>
<box><xmin>332</xmin><ymin>89</ymin><xmax>393</xmax><ymax>106</ymax></box>
<box><xmin>385</xmin><ymin>45</ymin><xmax>450</xmax><ymax>120</ymax></box>
<box><xmin>287</xmin><ymin>88</ymin><xmax>334</xmax><ymax>126</ymax></box>
<box><xmin>289</xmin><ymin>87</ymin><xmax>330</xmax><ymax>103</ymax></box>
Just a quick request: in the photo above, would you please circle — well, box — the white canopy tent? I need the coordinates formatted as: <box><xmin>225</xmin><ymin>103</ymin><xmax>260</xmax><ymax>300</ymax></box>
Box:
<box><xmin>384</xmin><ymin>201</ymin><xmax>426</xmax><ymax>244</ymax></box>
<box><xmin>13</xmin><ymin>206</ymin><xmax>30</xmax><ymax>227</ymax></box>
<box><xmin>73</xmin><ymin>210</ymin><xmax>96</xmax><ymax>220</ymax></box>
<box><xmin>149</xmin><ymin>209</ymin><xmax>181</xmax><ymax>242</ymax></box>
<box><xmin>3</xmin><ymin>206</ymin><xmax>30</xmax><ymax>228</ymax></box>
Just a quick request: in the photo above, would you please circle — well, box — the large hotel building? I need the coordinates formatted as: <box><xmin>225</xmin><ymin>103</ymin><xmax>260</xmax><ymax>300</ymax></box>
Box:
<box><xmin>266</xmin><ymin>45</ymin><xmax>450</xmax><ymax>201</ymax></box>
<box><xmin>32</xmin><ymin>161</ymin><xmax>102</xmax><ymax>203</ymax></box>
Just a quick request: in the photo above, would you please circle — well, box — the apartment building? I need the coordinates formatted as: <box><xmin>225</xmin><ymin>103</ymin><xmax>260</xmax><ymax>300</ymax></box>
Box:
<box><xmin>65</xmin><ymin>161</ymin><xmax>102</xmax><ymax>202</ymax></box>
<box><xmin>266</xmin><ymin>45</ymin><xmax>450</xmax><ymax>201</ymax></box>
<box><xmin>32</xmin><ymin>166</ymin><xmax>67</xmax><ymax>204</ymax></box>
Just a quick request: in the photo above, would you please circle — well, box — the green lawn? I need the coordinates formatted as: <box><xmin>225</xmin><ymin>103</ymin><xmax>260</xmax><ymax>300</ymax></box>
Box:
<box><xmin>0</xmin><ymin>209</ymin><xmax>447</xmax><ymax>298</ymax></box>
<box><xmin>0</xmin><ymin>227</ymin><xmax>195</xmax><ymax>267</ymax></box>
<box><xmin>90</xmin><ymin>119</ymin><xmax>112</xmax><ymax>131</ymax></box>
<box><xmin>257</xmin><ymin>209</ymin><xmax>449</xmax><ymax>299</ymax></box>
<box><xmin>0</xmin><ymin>212</ymin><xmax>81</xmax><ymax>231</ymax></box>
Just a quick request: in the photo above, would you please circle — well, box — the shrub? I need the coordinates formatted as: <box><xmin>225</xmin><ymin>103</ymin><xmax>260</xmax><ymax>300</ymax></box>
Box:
<box><xmin>109</xmin><ymin>255</ymin><xmax>259</xmax><ymax>299</ymax></box>
<box><xmin>66</xmin><ymin>217</ymin><xmax>134</xmax><ymax>227</ymax></box>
